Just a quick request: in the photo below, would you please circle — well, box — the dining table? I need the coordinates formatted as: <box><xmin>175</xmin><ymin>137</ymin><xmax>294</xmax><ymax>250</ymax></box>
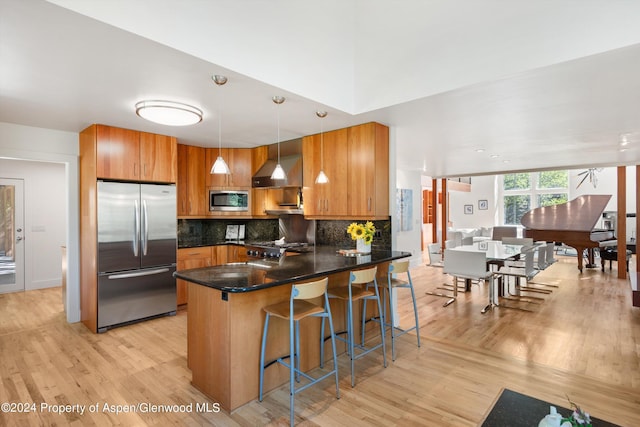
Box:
<box><xmin>448</xmin><ymin>240</ymin><xmax>524</xmax><ymax>291</ymax></box>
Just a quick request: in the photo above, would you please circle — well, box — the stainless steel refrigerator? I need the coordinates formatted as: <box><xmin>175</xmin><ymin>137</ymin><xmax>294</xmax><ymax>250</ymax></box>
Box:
<box><xmin>97</xmin><ymin>181</ymin><xmax>177</xmax><ymax>332</ymax></box>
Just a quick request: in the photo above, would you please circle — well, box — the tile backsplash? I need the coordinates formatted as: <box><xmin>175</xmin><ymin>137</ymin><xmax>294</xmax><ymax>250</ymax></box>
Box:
<box><xmin>178</xmin><ymin>217</ymin><xmax>391</xmax><ymax>249</ymax></box>
<box><xmin>316</xmin><ymin>219</ymin><xmax>391</xmax><ymax>249</ymax></box>
<box><xmin>178</xmin><ymin>219</ymin><xmax>278</xmax><ymax>247</ymax></box>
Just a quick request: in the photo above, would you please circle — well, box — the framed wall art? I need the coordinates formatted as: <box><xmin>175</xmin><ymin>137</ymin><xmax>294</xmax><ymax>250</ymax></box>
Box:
<box><xmin>478</xmin><ymin>199</ymin><xmax>488</xmax><ymax>210</ymax></box>
<box><xmin>464</xmin><ymin>204</ymin><xmax>473</xmax><ymax>215</ymax></box>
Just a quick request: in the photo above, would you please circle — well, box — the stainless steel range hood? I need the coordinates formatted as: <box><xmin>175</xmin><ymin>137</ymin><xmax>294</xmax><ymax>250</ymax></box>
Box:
<box><xmin>252</xmin><ymin>139</ymin><xmax>302</xmax><ymax>188</ymax></box>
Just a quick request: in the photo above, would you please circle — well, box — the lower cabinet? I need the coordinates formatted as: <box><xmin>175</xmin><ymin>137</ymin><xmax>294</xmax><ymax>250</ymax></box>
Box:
<box><xmin>176</xmin><ymin>245</ymin><xmax>247</xmax><ymax>305</ymax></box>
<box><xmin>176</xmin><ymin>247</ymin><xmax>212</xmax><ymax>305</ymax></box>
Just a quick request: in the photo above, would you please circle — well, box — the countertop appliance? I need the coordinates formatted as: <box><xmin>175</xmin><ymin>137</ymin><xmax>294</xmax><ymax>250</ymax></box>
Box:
<box><xmin>97</xmin><ymin>181</ymin><xmax>177</xmax><ymax>332</ymax></box>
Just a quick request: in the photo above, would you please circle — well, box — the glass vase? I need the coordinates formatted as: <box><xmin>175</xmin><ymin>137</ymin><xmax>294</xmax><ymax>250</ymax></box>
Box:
<box><xmin>356</xmin><ymin>238</ymin><xmax>371</xmax><ymax>254</ymax></box>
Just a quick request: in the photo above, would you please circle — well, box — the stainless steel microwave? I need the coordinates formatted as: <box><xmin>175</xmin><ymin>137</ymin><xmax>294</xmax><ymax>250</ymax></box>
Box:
<box><xmin>209</xmin><ymin>190</ymin><xmax>249</xmax><ymax>211</ymax></box>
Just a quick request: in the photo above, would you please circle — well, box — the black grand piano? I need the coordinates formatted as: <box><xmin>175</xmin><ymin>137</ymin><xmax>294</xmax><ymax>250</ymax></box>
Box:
<box><xmin>521</xmin><ymin>195</ymin><xmax>617</xmax><ymax>272</ymax></box>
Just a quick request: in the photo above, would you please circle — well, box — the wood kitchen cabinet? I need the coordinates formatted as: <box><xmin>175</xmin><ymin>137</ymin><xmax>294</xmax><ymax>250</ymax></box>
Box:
<box><xmin>303</xmin><ymin>127</ymin><xmax>349</xmax><ymax>217</ymax></box>
<box><xmin>177</xmin><ymin>247</ymin><xmax>213</xmax><ymax>305</ymax></box>
<box><xmin>139</xmin><ymin>132</ymin><xmax>177</xmax><ymax>183</ymax></box>
<box><xmin>205</xmin><ymin>148</ymin><xmax>252</xmax><ymax>188</ymax></box>
<box><xmin>251</xmin><ymin>188</ymin><xmax>282</xmax><ymax>217</ymax></box>
<box><xmin>177</xmin><ymin>144</ymin><xmax>207</xmax><ymax>217</ymax></box>
<box><xmin>176</xmin><ymin>245</ymin><xmax>247</xmax><ymax>305</ymax></box>
<box><xmin>304</xmin><ymin>123</ymin><xmax>388</xmax><ymax>219</ymax></box>
<box><xmin>227</xmin><ymin>245</ymin><xmax>248</xmax><ymax>263</ymax></box>
<box><xmin>95</xmin><ymin>124</ymin><xmax>176</xmax><ymax>183</ymax></box>
<box><xmin>347</xmin><ymin>122</ymin><xmax>389</xmax><ymax>217</ymax></box>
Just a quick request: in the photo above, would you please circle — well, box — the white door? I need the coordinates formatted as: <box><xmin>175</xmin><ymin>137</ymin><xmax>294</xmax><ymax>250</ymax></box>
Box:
<box><xmin>0</xmin><ymin>178</ymin><xmax>25</xmax><ymax>293</ymax></box>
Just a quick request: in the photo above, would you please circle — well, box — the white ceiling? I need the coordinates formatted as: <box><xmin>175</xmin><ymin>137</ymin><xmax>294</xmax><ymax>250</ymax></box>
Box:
<box><xmin>3</xmin><ymin>0</ymin><xmax>640</xmax><ymax>178</ymax></box>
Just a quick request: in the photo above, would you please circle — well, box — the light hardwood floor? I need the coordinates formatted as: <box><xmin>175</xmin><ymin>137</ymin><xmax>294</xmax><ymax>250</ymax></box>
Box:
<box><xmin>0</xmin><ymin>255</ymin><xmax>639</xmax><ymax>426</ymax></box>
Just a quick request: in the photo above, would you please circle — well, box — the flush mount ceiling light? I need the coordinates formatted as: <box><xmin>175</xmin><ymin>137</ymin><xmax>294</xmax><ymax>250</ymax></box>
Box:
<box><xmin>271</xmin><ymin>96</ymin><xmax>287</xmax><ymax>180</ymax></box>
<box><xmin>210</xmin><ymin>75</ymin><xmax>230</xmax><ymax>174</ymax></box>
<box><xmin>315</xmin><ymin>110</ymin><xmax>329</xmax><ymax>184</ymax></box>
<box><xmin>135</xmin><ymin>100</ymin><xmax>202</xmax><ymax>126</ymax></box>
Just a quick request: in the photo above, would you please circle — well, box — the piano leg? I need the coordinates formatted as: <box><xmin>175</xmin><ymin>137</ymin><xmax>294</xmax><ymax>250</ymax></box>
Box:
<box><xmin>576</xmin><ymin>246</ymin><xmax>585</xmax><ymax>272</ymax></box>
<box><xmin>585</xmin><ymin>248</ymin><xmax>597</xmax><ymax>269</ymax></box>
<box><xmin>574</xmin><ymin>246</ymin><xmax>597</xmax><ymax>272</ymax></box>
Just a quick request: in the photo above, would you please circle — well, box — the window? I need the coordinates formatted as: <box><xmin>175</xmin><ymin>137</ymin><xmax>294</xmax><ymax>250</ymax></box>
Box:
<box><xmin>501</xmin><ymin>170</ymin><xmax>568</xmax><ymax>225</ymax></box>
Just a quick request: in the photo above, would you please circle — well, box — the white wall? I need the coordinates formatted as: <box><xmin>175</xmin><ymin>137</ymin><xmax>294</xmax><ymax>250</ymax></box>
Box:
<box><xmin>448</xmin><ymin>176</ymin><xmax>498</xmax><ymax>229</ymax></box>
<box><xmin>0</xmin><ymin>122</ymin><xmax>79</xmax><ymax>323</ymax></box>
<box><xmin>0</xmin><ymin>160</ymin><xmax>66</xmax><ymax>289</ymax></box>
<box><xmin>570</xmin><ymin>166</ymin><xmax>636</xmax><ymax>213</ymax></box>
<box><xmin>390</xmin><ymin>129</ymin><xmax>422</xmax><ymax>268</ymax></box>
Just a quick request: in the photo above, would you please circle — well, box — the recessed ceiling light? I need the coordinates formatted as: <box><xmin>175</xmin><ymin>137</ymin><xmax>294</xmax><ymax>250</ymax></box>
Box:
<box><xmin>490</xmin><ymin>154</ymin><xmax>500</xmax><ymax>158</ymax></box>
<box><xmin>135</xmin><ymin>100</ymin><xmax>203</xmax><ymax>126</ymax></box>
<box><xmin>503</xmin><ymin>160</ymin><xmax>510</xmax><ymax>163</ymax></box>
<box><xmin>475</xmin><ymin>148</ymin><xmax>485</xmax><ymax>153</ymax></box>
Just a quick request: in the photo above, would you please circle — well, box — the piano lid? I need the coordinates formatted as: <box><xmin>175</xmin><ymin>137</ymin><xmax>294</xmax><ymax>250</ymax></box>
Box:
<box><xmin>521</xmin><ymin>195</ymin><xmax>612</xmax><ymax>232</ymax></box>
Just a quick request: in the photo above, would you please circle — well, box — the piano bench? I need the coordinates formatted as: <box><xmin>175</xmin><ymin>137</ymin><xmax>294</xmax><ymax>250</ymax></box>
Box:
<box><xmin>600</xmin><ymin>249</ymin><xmax>632</xmax><ymax>272</ymax></box>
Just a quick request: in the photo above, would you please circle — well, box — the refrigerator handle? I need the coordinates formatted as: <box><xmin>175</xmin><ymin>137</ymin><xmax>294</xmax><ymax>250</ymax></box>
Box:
<box><xmin>107</xmin><ymin>268</ymin><xmax>170</xmax><ymax>280</ymax></box>
<box><xmin>133</xmin><ymin>199</ymin><xmax>140</xmax><ymax>257</ymax></box>
<box><xmin>142</xmin><ymin>199</ymin><xmax>149</xmax><ymax>256</ymax></box>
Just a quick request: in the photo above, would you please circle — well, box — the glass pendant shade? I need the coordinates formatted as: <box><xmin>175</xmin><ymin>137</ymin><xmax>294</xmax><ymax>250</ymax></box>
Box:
<box><xmin>271</xmin><ymin>163</ymin><xmax>287</xmax><ymax>180</ymax></box>
<box><xmin>315</xmin><ymin>110</ymin><xmax>329</xmax><ymax>184</ymax></box>
<box><xmin>271</xmin><ymin>95</ymin><xmax>286</xmax><ymax>180</ymax></box>
<box><xmin>315</xmin><ymin>169</ymin><xmax>329</xmax><ymax>184</ymax></box>
<box><xmin>211</xmin><ymin>156</ymin><xmax>230</xmax><ymax>174</ymax></box>
<box><xmin>211</xmin><ymin>74</ymin><xmax>230</xmax><ymax>175</ymax></box>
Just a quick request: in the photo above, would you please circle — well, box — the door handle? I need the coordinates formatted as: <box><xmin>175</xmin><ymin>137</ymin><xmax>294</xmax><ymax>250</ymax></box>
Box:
<box><xmin>16</xmin><ymin>236</ymin><xmax>23</xmax><ymax>242</ymax></box>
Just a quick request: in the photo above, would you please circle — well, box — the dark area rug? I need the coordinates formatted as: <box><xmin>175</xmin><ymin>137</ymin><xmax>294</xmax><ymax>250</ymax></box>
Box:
<box><xmin>481</xmin><ymin>389</ymin><xmax>620</xmax><ymax>427</ymax></box>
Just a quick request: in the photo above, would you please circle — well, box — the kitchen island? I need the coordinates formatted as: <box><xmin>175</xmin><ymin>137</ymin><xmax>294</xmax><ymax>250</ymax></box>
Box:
<box><xmin>174</xmin><ymin>246</ymin><xmax>410</xmax><ymax>411</ymax></box>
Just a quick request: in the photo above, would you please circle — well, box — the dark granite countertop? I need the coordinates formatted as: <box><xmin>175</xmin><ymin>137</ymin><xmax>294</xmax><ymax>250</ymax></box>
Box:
<box><xmin>173</xmin><ymin>246</ymin><xmax>411</xmax><ymax>293</ymax></box>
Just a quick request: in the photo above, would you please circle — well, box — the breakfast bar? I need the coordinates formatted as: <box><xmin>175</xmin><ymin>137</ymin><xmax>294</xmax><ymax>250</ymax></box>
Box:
<box><xmin>174</xmin><ymin>246</ymin><xmax>410</xmax><ymax>412</ymax></box>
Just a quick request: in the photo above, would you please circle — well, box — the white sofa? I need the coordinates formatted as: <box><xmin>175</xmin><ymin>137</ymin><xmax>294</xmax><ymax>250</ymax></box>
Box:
<box><xmin>447</xmin><ymin>227</ymin><xmax>492</xmax><ymax>247</ymax></box>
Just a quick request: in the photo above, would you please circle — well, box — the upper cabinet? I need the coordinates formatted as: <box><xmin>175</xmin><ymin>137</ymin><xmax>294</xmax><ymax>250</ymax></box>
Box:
<box><xmin>347</xmin><ymin>123</ymin><xmax>389</xmax><ymax>217</ymax></box>
<box><xmin>177</xmin><ymin>144</ymin><xmax>207</xmax><ymax>217</ymax></box>
<box><xmin>139</xmin><ymin>132</ymin><xmax>177</xmax><ymax>183</ymax></box>
<box><xmin>303</xmin><ymin>122</ymin><xmax>389</xmax><ymax>219</ymax></box>
<box><xmin>95</xmin><ymin>124</ymin><xmax>177</xmax><ymax>183</ymax></box>
<box><xmin>303</xmin><ymin>128</ymin><xmax>349</xmax><ymax>217</ymax></box>
<box><xmin>205</xmin><ymin>148</ymin><xmax>252</xmax><ymax>188</ymax></box>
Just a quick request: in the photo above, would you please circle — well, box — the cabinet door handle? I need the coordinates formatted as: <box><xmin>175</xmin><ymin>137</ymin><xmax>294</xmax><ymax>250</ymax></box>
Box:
<box><xmin>368</xmin><ymin>197</ymin><xmax>371</xmax><ymax>212</ymax></box>
<box><xmin>325</xmin><ymin>199</ymin><xmax>328</xmax><ymax>211</ymax></box>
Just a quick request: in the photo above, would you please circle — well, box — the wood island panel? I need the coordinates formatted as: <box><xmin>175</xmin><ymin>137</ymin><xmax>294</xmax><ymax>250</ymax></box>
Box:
<box><xmin>186</xmin><ymin>264</ymin><xmax>390</xmax><ymax>412</ymax></box>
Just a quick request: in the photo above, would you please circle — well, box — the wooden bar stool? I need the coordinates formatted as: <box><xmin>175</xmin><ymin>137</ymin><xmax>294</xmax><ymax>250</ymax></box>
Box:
<box><xmin>362</xmin><ymin>259</ymin><xmax>421</xmax><ymax>361</ymax></box>
<box><xmin>322</xmin><ymin>266</ymin><xmax>387</xmax><ymax>387</ymax></box>
<box><xmin>259</xmin><ymin>277</ymin><xmax>340</xmax><ymax>426</ymax></box>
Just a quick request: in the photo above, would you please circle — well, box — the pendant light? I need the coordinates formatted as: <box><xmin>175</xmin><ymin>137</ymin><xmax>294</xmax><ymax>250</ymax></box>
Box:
<box><xmin>210</xmin><ymin>75</ymin><xmax>230</xmax><ymax>174</ymax></box>
<box><xmin>315</xmin><ymin>110</ymin><xmax>329</xmax><ymax>184</ymax></box>
<box><xmin>271</xmin><ymin>96</ymin><xmax>287</xmax><ymax>180</ymax></box>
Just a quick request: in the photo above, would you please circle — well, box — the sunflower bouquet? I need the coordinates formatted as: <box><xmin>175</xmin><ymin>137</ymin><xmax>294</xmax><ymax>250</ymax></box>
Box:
<box><xmin>347</xmin><ymin>221</ymin><xmax>376</xmax><ymax>244</ymax></box>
